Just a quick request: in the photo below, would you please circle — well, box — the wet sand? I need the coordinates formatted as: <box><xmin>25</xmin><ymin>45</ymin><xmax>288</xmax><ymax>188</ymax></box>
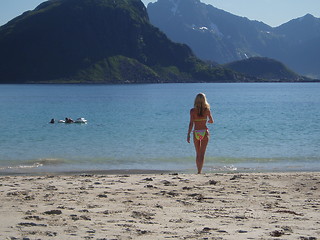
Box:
<box><xmin>1</xmin><ymin>172</ymin><xmax>319</xmax><ymax>239</ymax></box>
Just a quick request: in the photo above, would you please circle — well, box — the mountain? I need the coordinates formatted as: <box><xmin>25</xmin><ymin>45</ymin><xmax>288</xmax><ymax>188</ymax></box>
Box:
<box><xmin>0</xmin><ymin>0</ymin><xmax>251</xmax><ymax>83</ymax></box>
<box><xmin>147</xmin><ymin>0</ymin><xmax>320</xmax><ymax>78</ymax></box>
<box><xmin>224</xmin><ymin>57</ymin><xmax>311</xmax><ymax>82</ymax></box>
<box><xmin>147</xmin><ymin>0</ymin><xmax>271</xmax><ymax>63</ymax></box>
<box><xmin>273</xmin><ymin>14</ymin><xmax>320</xmax><ymax>78</ymax></box>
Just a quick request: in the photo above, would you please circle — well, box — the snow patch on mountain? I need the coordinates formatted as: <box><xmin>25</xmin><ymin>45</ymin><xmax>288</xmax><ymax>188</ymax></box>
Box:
<box><xmin>191</xmin><ymin>22</ymin><xmax>223</xmax><ymax>37</ymax></box>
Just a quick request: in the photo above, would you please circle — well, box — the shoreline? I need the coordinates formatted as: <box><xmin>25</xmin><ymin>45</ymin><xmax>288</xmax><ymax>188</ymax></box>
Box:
<box><xmin>1</xmin><ymin>172</ymin><xmax>319</xmax><ymax>239</ymax></box>
<box><xmin>0</xmin><ymin>169</ymin><xmax>172</xmax><ymax>176</ymax></box>
<box><xmin>1</xmin><ymin>166</ymin><xmax>320</xmax><ymax>176</ymax></box>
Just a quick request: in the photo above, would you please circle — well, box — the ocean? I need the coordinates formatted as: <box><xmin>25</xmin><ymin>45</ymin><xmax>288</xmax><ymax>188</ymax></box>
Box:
<box><xmin>0</xmin><ymin>83</ymin><xmax>319</xmax><ymax>174</ymax></box>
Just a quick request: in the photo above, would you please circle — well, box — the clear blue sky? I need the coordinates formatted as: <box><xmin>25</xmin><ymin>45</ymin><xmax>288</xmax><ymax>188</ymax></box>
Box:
<box><xmin>1</xmin><ymin>0</ymin><xmax>319</xmax><ymax>27</ymax></box>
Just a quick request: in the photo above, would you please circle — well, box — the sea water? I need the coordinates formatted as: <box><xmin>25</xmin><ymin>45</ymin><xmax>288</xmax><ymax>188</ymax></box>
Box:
<box><xmin>0</xmin><ymin>83</ymin><xmax>319</xmax><ymax>174</ymax></box>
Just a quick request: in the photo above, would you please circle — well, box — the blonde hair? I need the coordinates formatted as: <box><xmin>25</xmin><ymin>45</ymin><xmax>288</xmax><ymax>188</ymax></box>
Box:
<box><xmin>194</xmin><ymin>93</ymin><xmax>210</xmax><ymax>116</ymax></box>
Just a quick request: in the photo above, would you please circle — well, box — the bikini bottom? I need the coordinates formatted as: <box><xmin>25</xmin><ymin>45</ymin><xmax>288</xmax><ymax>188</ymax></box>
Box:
<box><xmin>194</xmin><ymin>129</ymin><xmax>208</xmax><ymax>141</ymax></box>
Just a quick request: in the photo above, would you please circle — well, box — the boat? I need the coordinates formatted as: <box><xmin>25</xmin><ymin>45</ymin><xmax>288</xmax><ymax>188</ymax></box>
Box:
<box><xmin>74</xmin><ymin>118</ymin><xmax>88</xmax><ymax>123</ymax></box>
<box><xmin>57</xmin><ymin>118</ymin><xmax>87</xmax><ymax>123</ymax></box>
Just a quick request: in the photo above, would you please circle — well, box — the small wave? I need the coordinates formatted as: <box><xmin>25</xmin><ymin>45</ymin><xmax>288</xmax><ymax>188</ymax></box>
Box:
<box><xmin>32</xmin><ymin>158</ymin><xmax>66</xmax><ymax>165</ymax></box>
<box><xmin>207</xmin><ymin>156</ymin><xmax>320</xmax><ymax>164</ymax></box>
<box><xmin>207</xmin><ymin>165</ymin><xmax>238</xmax><ymax>172</ymax></box>
<box><xmin>0</xmin><ymin>158</ymin><xmax>66</xmax><ymax>171</ymax></box>
<box><xmin>0</xmin><ymin>163</ymin><xmax>43</xmax><ymax>170</ymax></box>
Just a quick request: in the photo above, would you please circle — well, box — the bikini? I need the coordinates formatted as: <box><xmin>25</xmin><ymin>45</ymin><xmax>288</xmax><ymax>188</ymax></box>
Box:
<box><xmin>193</xmin><ymin>118</ymin><xmax>208</xmax><ymax>141</ymax></box>
<box><xmin>194</xmin><ymin>129</ymin><xmax>208</xmax><ymax>141</ymax></box>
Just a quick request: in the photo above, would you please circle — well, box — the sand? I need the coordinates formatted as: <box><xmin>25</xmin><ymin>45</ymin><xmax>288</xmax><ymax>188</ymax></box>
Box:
<box><xmin>0</xmin><ymin>172</ymin><xmax>319</xmax><ymax>240</ymax></box>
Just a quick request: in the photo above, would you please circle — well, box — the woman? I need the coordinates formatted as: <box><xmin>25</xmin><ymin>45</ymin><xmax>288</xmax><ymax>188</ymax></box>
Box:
<box><xmin>187</xmin><ymin>93</ymin><xmax>214</xmax><ymax>174</ymax></box>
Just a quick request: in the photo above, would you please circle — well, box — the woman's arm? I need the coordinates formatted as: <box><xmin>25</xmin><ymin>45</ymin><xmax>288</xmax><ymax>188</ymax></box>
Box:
<box><xmin>208</xmin><ymin>110</ymin><xmax>214</xmax><ymax>124</ymax></box>
<box><xmin>187</xmin><ymin>109</ymin><xmax>194</xmax><ymax>143</ymax></box>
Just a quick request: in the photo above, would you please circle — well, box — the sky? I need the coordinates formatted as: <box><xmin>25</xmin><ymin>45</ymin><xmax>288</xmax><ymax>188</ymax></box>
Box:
<box><xmin>0</xmin><ymin>0</ymin><xmax>319</xmax><ymax>27</ymax></box>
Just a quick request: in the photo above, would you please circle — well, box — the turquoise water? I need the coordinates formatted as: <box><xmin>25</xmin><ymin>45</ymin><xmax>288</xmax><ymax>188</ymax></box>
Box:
<box><xmin>0</xmin><ymin>83</ymin><xmax>319</xmax><ymax>173</ymax></box>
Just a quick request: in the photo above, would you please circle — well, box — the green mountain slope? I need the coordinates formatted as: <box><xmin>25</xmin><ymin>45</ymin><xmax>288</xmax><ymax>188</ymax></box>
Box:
<box><xmin>224</xmin><ymin>57</ymin><xmax>313</xmax><ymax>82</ymax></box>
<box><xmin>0</xmin><ymin>0</ymin><xmax>250</xmax><ymax>83</ymax></box>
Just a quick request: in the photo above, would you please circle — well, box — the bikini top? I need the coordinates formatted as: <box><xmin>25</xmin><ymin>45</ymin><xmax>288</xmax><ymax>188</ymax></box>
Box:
<box><xmin>194</xmin><ymin>118</ymin><xmax>207</xmax><ymax>122</ymax></box>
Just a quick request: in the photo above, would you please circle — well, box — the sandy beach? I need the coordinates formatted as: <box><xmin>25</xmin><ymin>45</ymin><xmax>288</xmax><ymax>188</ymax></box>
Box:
<box><xmin>0</xmin><ymin>172</ymin><xmax>319</xmax><ymax>240</ymax></box>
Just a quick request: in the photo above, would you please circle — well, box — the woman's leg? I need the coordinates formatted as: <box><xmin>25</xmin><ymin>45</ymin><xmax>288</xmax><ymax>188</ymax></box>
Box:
<box><xmin>193</xmin><ymin>134</ymin><xmax>209</xmax><ymax>174</ymax></box>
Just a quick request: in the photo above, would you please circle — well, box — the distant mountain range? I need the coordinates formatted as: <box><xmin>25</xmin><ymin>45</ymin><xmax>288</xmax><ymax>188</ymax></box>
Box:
<box><xmin>0</xmin><ymin>0</ymin><xmax>255</xmax><ymax>84</ymax></box>
<box><xmin>147</xmin><ymin>0</ymin><xmax>320</xmax><ymax>78</ymax></box>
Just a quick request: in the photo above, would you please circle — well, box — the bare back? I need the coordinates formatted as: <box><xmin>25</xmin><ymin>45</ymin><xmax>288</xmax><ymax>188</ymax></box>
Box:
<box><xmin>190</xmin><ymin>108</ymin><xmax>213</xmax><ymax>130</ymax></box>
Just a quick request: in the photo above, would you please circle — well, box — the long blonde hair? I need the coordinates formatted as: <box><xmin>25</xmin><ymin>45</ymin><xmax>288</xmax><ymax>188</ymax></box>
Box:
<box><xmin>194</xmin><ymin>93</ymin><xmax>210</xmax><ymax>116</ymax></box>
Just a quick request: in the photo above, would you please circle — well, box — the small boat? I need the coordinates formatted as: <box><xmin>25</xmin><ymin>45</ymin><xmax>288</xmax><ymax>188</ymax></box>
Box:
<box><xmin>59</xmin><ymin>118</ymin><xmax>74</xmax><ymax>123</ymax></box>
<box><xmin>74</xmin><ymin>118</ymin><xmax>88</xmax><ymax>123</ymax></box>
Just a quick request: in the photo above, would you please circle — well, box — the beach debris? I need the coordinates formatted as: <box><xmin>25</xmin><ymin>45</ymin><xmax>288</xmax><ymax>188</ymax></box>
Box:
<box><xmin>97</xmin><ymin>193</ymin><xmax>108</xmax><ymax>198</ymax></box>
<box><xmin>143</xmin><ymin>177</ymin><xmax>153</xmax><ymax>181</ymax></box>
<box><xmin>269</xmin><ymin>191</ymin><xmax>280</xmax><ymax>194</ymax></box>
<box><xmin>24</xmin><ymin>215</ymin><xmax>44</xmax><ymax>221</ymax></box>
<box><xmin>24</xmin><ymin>195</ymin><xmax>35</xmax><ymax>201</ymax></box>
<box><xmin>169</xmin><ymin>173</ymin><xmax>179</xmax><ymax>176</ymax></box>
<box><xmin>25</xmin><ymin>210</ymin><xmax>37</xmax><ymax>215</ymax></box>
<box><xmin>43</xmin><ymin>210</ymin><xmax>62</xmax><ymax>215</ymax></box>
<box><xmin>230</xmin><ymin>175</ymin><xmax>242</xmax><ymax>180</ymax></box>
<box><xmin>179</xmin><ymin>178</ymin><xmax>190</xmax><ymax>183</ymax></box>
<box><xmin>176</xmin><ymin>199</ymin><xmax>193</xmax><ymax>206</ymax></box>
<box><xmin>169</xmin><ymin>218</ymin><xmax>184</xmax><ymax>223</ymax></box>
<box><xmin>87</xmin><ymin>204</ymin><xmax>101</xmax><ymax>208</ymax></box>
<box><xmin>7</xmin><ymin>190</ymin><xmax>30</xmax><ymax>197</ymax></box>
<box><xmin>261</xmin><ymin>202</ymin><xmax>273</xmax><ymax>209</ymax></box>
<box><xmin>208</xmin><ymin>179</ymin><xmax>218</xmax><ymax>185</ymax></box>
<box><xmin>131</xmin><ymin>211</ymin><xmax>155</xmax><ymax>220</ymax></box>
<box><xmin>145</xmin><ymin>184</ymin><xmax>157</xmax><ymax>188</ymax></box>
<box><xmin>161</xmin><ymin>180</ymin><xmax>175</xmax><ymax>186</ymax></box>
<box><xmin>281</xmin><ymin>226</ymin><xmax>293</xmax><ymax>233</ymax></box>
<box><xmin>70</xmin><ymin>214</ymin><xmax>80</xmax><ymax>221</ymax></box>
<box><xmin>161</xmin><ymin>190</ymin><xmax>180</xmax><ymax>197</ymax></box>
<box><xmin>80</xmin><ymin>215</ymin><xmax>91</xmax><ymax>221</ymax></box>
<box><xmin>270</xmin><ymin>230</ymin><xmax>284</xmax><ymax>237</ymax></box>
<box><xmin>46</xmin><ymin>185</ymin><xmax>58</xmax><ymax>191</ymax></box>
<box><xmin>80</xmin><ymin>174</ymin><xmax>94</xmax><ymax>177</ymax></box>
<box><xmin>119</xmin><ymin>175</ymin><xmax>130</xmax><ymax>178</ymax></box>
<box><xmin>216</xmin><ymin>229</ymin><xmax>228</xmax><ymax>233</ymax></box>
<box><xmin>234</xmin><ymin>215</ymin><xmax>247</xmax><ymax>220</ymax></box>
<box><xmin>18</xmin><ymin>222</ymin><xmax>47</xmax><ymax>227</ymax></box>
<box><xmin>45</xmin><ymin>231</ymin><xmax>57</xmax><ymax>236</ymax></box>
<box><xmin>137</xmin><ymin>229</ymin><xmax>150</xmax><ymax>235</ymax></box>
<box><xmin>201</xmin><ymin>227</ymin><xmax>213</xmax><ymax>232</ymax></box>
<box><xmin>187</xmin><ymin>193</ymin><xmax>204</xmax><ymax>201</ymax></box>
<box><xmin>102</xmin><ymin>210</ymin><xmax>122</xmax><ymax>215</ymax></box>
<box><xmin>275</xmin><ymin>210</ymin><xmax>303</xmax><ymax>216</ymax></box>
<box><xmin>70</xmin><ymin>214</ymin><xmax>91</xmax><ymax>221</ymax></box>
<box><xmin>79</xmin><ymin>209</ymin><xmax>89</xmax><ymax>213</ymax></box>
